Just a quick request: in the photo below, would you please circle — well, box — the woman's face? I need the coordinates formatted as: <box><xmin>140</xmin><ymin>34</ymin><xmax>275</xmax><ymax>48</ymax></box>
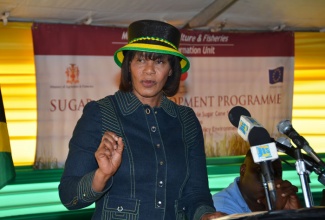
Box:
<box><xmin>130</xmin><ymin>52</ymin><xmax>172</xmax><ymax>106</ymax></box>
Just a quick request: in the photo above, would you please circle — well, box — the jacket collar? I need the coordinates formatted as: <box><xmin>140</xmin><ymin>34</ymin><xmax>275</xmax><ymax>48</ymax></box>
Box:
<box><xmin>115</xmin><ymin>91</ymin><xmax>177</xmax><ymax>117</ymax></box>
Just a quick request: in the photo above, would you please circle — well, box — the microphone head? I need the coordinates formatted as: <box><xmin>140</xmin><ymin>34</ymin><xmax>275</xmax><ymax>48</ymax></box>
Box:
<box><xmin>277</xmin><ymin>119</ymin><xmax>292</xmax><ymax>135</ymax></box>
<box><xmin>248</xmin><ymin>127</ymin><xmax>279</xmax><ymax>163</ymax></box>
<box><xmin>228</xmin><ymin>106</ymin><xmax>251</xmax><ymax>127</ymax></box>
<box><xmin>276</xmin><ymin>137</ymin><xmax>292</xmax><ymax>147</ymax></box>
<box><xmin>248</xmin><ymin>127</ymin><xmax>272</xmax><ymax>146</ymax></box>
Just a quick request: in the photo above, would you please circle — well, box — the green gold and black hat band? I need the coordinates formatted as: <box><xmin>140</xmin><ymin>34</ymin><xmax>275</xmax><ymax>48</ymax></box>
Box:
<box><xmin>114</xmin><ymin>43</ymin><xmax>190</xmax><ymax>73</ymax></box>
<box><xmin>129</xmin><ymin>36</ymin><xmax>178</xmax><ymax>50</ymax></box>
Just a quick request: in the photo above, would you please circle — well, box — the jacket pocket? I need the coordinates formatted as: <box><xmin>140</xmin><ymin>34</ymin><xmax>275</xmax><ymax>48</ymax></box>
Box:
<box><xmin>103</xmin><ymin>196</ymin><xmax>140</xmax><ymax>220</ymax></box>
<box><xmin>175</xmin><ymin>199</ymin><xmax>188</xmax><ymax>220</ymax></box>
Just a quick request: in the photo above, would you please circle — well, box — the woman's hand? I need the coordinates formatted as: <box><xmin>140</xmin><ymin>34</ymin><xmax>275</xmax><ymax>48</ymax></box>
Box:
<box><xmin>92</xmin><ymin>131</ymin><xmax>124</xmax><ymax>192</ymax></box>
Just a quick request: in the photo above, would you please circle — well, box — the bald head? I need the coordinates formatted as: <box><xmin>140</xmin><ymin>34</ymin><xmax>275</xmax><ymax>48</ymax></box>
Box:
<box><xmin>241</xmin><ymin>150</ymin><xmax>282</xmax><ymax>182</ymax></box>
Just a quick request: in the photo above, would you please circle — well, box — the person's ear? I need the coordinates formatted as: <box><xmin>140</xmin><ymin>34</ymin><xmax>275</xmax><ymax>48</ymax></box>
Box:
<box><xmin>240</xmin><ymin>164</ymin><xmax>246</xmax><ymax>177</ymax></box>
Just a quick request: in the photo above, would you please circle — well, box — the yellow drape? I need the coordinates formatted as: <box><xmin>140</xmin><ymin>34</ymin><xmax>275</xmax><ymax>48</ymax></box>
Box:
<box><xmin>293</xmin><ymin>33</ymin><xmax>325</xmax><ymax>153</ymax></box>
<box><xmin>0</xmin><ymin>22</ymin><xmax>36</xmax><ymax>166</ymax></box>
<box><xmin>0</xmin><ymin>23</ymin><xmax>324</xmax><ymax>165</ymax></box>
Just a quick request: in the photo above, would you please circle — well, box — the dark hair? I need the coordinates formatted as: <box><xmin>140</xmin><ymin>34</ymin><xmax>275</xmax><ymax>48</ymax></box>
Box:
<box><xmin>119</xmin><ymin>51</ymin><xmax>182</xmax><ymax>97</ymax></box>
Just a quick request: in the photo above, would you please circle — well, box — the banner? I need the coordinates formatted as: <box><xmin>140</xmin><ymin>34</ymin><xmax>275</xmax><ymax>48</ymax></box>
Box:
<box><xmin>0</xmin><ymin>87</ymin><xmax>16</xmax><ymax>189</ymax></box>
<box><xmin>32</xmin><ymin>24</ymin><xmax>122</xmax><ymax>169</ymax></box>
<box><xmin>175</xmin><ymin>30</ymin><xmax>294</xmax><ymax>157</ymax></box>
<box><xmin>32</xmin><ymin>24</ymin><xmax>294</xmax><ymax>169</ymax></box>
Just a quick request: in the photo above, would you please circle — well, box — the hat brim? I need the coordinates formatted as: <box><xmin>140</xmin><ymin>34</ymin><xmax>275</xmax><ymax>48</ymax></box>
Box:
<box><xmin>114</xmin><ymin>43</ymin><xmax>190</xmax><ymax>73</ymax></box>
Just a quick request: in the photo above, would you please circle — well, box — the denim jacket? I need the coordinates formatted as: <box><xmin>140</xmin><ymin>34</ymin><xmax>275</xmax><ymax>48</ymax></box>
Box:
<box><xmin>59</xmin><ymin>91</ymin><xmax>216</xmax><ymax>219</ymax></box>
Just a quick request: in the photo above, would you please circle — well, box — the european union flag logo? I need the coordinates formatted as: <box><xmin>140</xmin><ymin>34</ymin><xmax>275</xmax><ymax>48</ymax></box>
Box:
<box><xmin>269</xmin><ymin>66</ymin><xmax>284</xmax><ymax>84</ymax></box>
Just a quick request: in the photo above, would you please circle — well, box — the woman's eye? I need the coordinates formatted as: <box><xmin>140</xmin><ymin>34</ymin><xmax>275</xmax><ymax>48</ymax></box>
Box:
<box><xmin>156</xmin><ymin>59</ymin><xmax>165</xmax><ymax>64</ymax></box>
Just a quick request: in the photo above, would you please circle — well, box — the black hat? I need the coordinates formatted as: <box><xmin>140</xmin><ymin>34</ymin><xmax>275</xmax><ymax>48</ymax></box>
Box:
<box><xmin>114</xmin><ymin>20</ymin><xmax>190</xmax><ymax>73</ymax></box>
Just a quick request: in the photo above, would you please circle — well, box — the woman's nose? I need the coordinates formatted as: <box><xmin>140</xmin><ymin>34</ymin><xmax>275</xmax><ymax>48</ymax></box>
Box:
<box><xmin>143</xmin><ymin>61</ymin><xmax>156</xmax><ymax>74</ymax></box>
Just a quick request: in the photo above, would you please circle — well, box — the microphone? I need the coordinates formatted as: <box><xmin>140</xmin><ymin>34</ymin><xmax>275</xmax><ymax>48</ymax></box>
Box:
<box><xmin>228</xmin><ymin>106</ymin><xmax>278</xmax><ymax>209</ymax></box>
<box><xmin>276</xmin><ymin>137</ymin><xmax>292</xmax><ymax>150</ymax></box>
<box><xmin>248</xmin><ymin>126</ymin><xmax>279</xmax><ymax>209</ymax></box>
<box><xmin>228</xmin><ymin>106</ymin><xmax>261</xmax><ymax>141</ymax></box>
<box><xmin>273</xmin><ymin>137</ymin><xmax>322</xmax><ymax>175</ymax></box>
<box><xmin>277</xmin><ymin>119</ymin><xmax>325</xmax><ymax>170</ymax></box>
<box><xmin>228</xmin><ymin>106</ymin><xmax>251</xmax><ymax>127</ymax></box>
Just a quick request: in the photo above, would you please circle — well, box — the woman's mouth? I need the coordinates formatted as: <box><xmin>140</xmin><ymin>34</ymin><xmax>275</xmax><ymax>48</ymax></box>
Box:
<box><xmin>141</xmin><ymin>80</ymin><xmax>156</xmax><ymax>88</ymax></box>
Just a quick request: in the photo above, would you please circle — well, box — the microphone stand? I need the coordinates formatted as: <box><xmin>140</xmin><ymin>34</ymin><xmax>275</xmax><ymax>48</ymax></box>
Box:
<box><xmin>261</xmin><ymin>173</ymin><xmax>274</xmax><ymax>211</ymax></box>
<box><xmin>294</xmin><ymin>148</ymin><xmax>314</xmax><ymax>208</ymax></box>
